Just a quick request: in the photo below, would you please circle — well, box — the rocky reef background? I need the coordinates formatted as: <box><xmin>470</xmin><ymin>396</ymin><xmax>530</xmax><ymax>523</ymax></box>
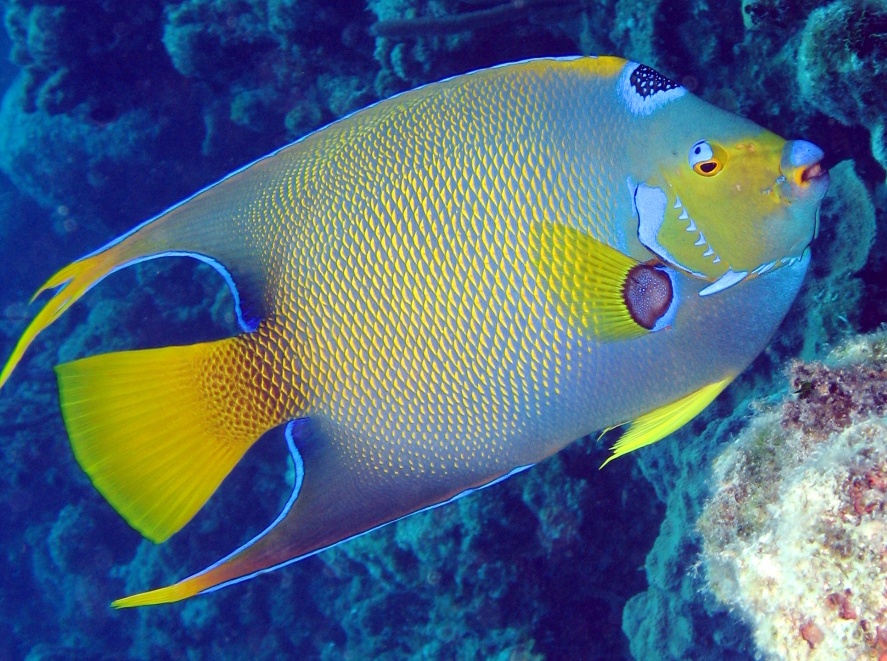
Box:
<box><xmin>0</xmin><ymin>0</ymin><xmax>883</xmax><ymax>659</ymax></box>
<box><xmin>699</xmin><ymin>332</ymin><xmax>887</xmax><ymax>660</ymax></box>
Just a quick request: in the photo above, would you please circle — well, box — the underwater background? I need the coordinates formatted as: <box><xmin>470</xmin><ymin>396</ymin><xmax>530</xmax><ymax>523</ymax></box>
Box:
<box><xmin>0</xmin><ymin>1</ymin><xmax>884</xmax><ymax>659</ymax></box>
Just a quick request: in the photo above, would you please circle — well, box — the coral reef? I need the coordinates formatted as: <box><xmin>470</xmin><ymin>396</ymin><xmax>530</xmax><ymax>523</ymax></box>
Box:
<box><xmin>0</xmin><ymin>1</ymin><xmax>203</xmax><ymax>225</ymax></box>
<box><xmin>367</xmin><ymin>0</ymin><xmax>614</xmax><ymax>95</ymax></box>
<box><xmin>0</xmin><ymin>0</ymin><xmax>375</xmax><ymax>231</ymax></box>
<box><xmin>620</xmin><ymin>392</ymin><xmax>760</xmax><ymax>661</ymax></box>
<box><xmin>790</xmin><ymin>160</ymin><xmax>876</xmax><ymax>360</ymax></box>
<box><xmin>163</xmin><ymin>0</ymin><xmax>375</xmax><ymax>141</ymax></box>
<box><xmin>699</xmin><ymin>332</ymin><xmax>887</xmax><ymax>660</ymax></box>
<box><xmin>797</xmin><ymin>0</ymin><xmax>887</xmax><ymax>170</ymax></box>
<box><xmin>740</xmin><ymin>0</ymin><xmax>824</xmax><ymax>31</ymax></box>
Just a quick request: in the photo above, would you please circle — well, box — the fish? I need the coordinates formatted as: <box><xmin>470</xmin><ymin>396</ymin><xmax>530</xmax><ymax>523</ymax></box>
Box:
<box><xmin>0</xmin><ymin>56</ymin><xmax>829</xmax><ymax>607</ymax></box>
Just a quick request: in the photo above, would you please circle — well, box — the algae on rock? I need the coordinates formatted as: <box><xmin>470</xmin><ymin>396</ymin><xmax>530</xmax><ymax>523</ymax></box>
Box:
<box><xmin>699</xmin><ymin>332</ymin><xmax>887</xmax><ymax>660</ymax></box>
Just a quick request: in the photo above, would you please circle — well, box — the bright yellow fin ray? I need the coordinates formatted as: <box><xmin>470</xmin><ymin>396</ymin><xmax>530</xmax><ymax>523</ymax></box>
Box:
<box><xmin>56</xmin><ymin>337</ymin><xmax>285</xmax><ymax>543</ymax></box>
<box><xmin>600</xmin><ymin>376</ymin><xmax>734</xmax><ymax>467</ymax></box>
<box><xmin>528</xmin><ymin>221</ymin><xmax>646</xmax><ymax>341</ymax></box>
<box><xmin>113</xmin><ymin>573</ymin><xmax>212</xmax><ymax>608</ymax></box>
<box><xmin>0</xmin><ymin>255</ymin><xmax>113</xmax><ymax>389</ymax></box>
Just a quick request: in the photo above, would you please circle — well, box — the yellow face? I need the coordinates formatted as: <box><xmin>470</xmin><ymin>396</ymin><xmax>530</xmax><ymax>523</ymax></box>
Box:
<box><xmin>635</xmin><ymin>129</ymin><xmax>829</xmax><ymax>296</ymax></box>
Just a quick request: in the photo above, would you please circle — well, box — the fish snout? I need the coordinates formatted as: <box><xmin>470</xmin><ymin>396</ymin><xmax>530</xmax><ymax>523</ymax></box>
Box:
<box><xmin>781</xmin><ymin>140</ymin><xmax>829</xmax><ymax>198</ymax></box>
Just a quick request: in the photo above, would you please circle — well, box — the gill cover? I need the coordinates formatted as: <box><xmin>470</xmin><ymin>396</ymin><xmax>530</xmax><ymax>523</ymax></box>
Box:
<box><xmin>621</xmin><ymin>62</ymin><xmax>829</xmax><ymax>295</ymax></box>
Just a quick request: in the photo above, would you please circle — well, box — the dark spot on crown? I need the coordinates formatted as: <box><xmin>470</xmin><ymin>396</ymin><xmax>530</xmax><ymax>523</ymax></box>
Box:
<box><xmin>629</xmin><ymin>65</ymin><xmax>681</xmax><ymax>99</ymax></box>
<box><xmin>623</xmin><ymin>265</ymin><xmax>673</xmax><ymax>330</ymax></box>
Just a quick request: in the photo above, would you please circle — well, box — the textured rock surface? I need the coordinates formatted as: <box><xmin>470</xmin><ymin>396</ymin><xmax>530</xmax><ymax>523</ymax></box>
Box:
<box><xmin>700</xmin><ymin>333</ymin><xmax>887</xmax><ymax>660</ymax></box>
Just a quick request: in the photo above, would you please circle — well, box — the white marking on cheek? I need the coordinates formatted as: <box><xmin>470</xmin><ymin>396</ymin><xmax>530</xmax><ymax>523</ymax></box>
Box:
<box><xmin>626</xmin><ymin>177</ymin><xmax>638</xmax><ymax>216</ymax></box>
<box><xmin>650</xmin><ymin>265</ymin><xmax>681</xmax><ymax>332</ymax></box>
<box><xmin>673</xmin><ymin>197</ymin><xmax>682</xmax><ymax>209</ymax></box>
<box><xmin>638</xmin><ymin>184</ymin><xmax>711</xmax><ymax>277</ymax></box>
<box><xmin>686</xmin><ymin>217</ymin><xmax>697</xmax><ymax>232</ymax></box>
<box><xmin>694</xmin><ymin>232</ymin><xmax>707</xmax><ymax>246</ymax></box>
<box><xmin>678</xmin><ymin>208</ymin><xmax>689</xmax><ymax>220</ymax></box>
<box><xmin>702</xmin><ymin>246</ymin><xmax>714</xmax><ymax>257</ymax></box>
<box><xmin>636</xmin><ymin>184</ymin><xmax>668</xmax><ymax>255</ymax></box>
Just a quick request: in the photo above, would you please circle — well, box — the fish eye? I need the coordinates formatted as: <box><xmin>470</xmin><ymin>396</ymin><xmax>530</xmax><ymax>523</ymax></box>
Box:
<box><xmin>689</xmin><ymin>140</ymin><xmax>725</xmax><ymax>176</ymax></box>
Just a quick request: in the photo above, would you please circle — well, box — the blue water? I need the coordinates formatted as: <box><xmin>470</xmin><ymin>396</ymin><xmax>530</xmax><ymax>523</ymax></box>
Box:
<box><xmin>0</xmin><ymin>2</ymin><xmax>883</xmax><ymax>659</ymax></box>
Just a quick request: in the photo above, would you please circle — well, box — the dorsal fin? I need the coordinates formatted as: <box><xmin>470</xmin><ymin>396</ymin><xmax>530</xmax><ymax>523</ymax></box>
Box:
<box><xmin>0</xmin><ymin>152</ymin><xmax>299</xmax><ymax>389</ymax></box>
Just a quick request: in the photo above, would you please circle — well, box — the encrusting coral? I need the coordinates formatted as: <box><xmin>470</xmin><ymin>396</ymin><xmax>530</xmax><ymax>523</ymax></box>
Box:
<box><xmin>699</xmin><ymin>331</ymin><xmax>887</xmax><ymax>660</ymax></box>
<box><xmin>796</xmin><ymin>0</ymin><xmax>887</xmax><ymax>170</ymax></box>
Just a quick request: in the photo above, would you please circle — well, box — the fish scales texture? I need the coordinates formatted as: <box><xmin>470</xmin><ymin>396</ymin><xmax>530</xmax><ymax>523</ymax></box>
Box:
<box><xmin>254</xmin><ymin>62</ymin><xmax>625</xmax><ymax>477</ymax></box>
<box><xmin>0</xmin><ymin>56</ymin><xmax>828</xmax><ymax>605</ymax></box>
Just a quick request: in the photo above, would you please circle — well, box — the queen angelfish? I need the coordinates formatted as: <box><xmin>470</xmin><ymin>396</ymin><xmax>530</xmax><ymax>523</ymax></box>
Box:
<box><xmin>0</xmin><ymin>56</ymin><xmax>829</xmax><ymax>606</ymax></box>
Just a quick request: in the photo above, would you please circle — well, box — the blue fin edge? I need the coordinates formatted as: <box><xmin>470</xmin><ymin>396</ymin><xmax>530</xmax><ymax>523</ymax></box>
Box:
<box><xmin>79</xmin><ymin>252</ymin><xmax>260</xmax><ymax>333</ymax></box>
<box><xmin>191</xmin><ymin>419</ymin><xmax>533</xmax><ymax>596</ymax></box>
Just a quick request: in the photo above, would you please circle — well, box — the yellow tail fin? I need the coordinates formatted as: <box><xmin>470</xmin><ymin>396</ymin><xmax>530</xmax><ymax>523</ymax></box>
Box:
<box><xmin>56</xmin><ymin>336</ymin><xmax>289</xmax><ymax>542</ymax></box>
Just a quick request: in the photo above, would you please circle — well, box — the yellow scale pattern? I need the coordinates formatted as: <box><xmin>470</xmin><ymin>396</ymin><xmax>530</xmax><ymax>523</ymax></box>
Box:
<box><xmin>232</xmin><ymin>62</ymin><xmax>626</xmax><ymax>485</ymax></box>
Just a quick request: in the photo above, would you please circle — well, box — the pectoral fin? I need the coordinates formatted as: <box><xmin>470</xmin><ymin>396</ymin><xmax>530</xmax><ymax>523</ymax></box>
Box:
<box><xmin>600</xmin><ymin>376</ymin><xmax>733</xmax><ymax>467</ymax></box>
<box><xmin>528</xmin><ymin>221</ymin><xmax>677</xmax><ymax>341</ymax></box>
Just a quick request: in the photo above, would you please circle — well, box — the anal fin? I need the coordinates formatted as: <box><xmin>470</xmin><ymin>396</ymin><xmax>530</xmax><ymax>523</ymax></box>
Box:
<box><xmin>600</xmin><ymin>376</ymin><xmax>733</xmax><ymax>467</ymax></box>
<box><xmin>112</xmin><ymin>420</ymin><xmax>310</xmax><ymax>607</ymax></box>
<box><xmin>111</xmin><ymin>420</ymin><xmax>530</xmax><ymax>608</ymax></box>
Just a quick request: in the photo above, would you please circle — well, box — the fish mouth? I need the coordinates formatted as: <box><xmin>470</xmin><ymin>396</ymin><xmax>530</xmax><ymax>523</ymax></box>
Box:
<box><xmin>801</xmin><ymin>161</ymin><xmax>826</xmax><ymax>183</ymax></box>
<box><xmin>800</xmin><ymin>163</ymin><xmax>830</xmax><ymax>232</ymax></box>
<box><xmin>782</xmin><ymin>140</ymin><xmax>830</xmax><ymax>199</ymax></box>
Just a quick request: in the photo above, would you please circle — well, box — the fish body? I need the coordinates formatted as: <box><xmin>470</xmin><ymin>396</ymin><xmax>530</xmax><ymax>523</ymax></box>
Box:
<box><xmin>0</xmin><ymin>56</ymin><xmax>828</xmax><ymax>606</ymax></box>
